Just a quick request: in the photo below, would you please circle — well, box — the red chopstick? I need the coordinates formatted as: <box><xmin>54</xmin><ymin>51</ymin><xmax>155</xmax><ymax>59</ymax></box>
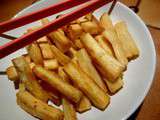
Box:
<box><xmin>0</xmin><ymin>0</ymin><xmax>112</xmax><ymax>59</ymax></box>
<box><xmin>0</xmin><ymin>0</ymin><xmax>89</xmax><ymax>33</ymax></box>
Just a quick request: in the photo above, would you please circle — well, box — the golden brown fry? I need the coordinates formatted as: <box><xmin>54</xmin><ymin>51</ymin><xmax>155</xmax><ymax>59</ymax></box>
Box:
<box><xmin>64</xmin><ymin>62</ymin><xmax>110</xmax><ymax>110</ymax></box>
<box><xmin>12</xmin><ymin>56</ymin><xmax>49</xmax><ymax>102</ymax></box>
<box><xmin>115</xmin><ymin>21</ymin><xmax>139</xmax><ymax>60</ymax></box>
<box><xmin>105</xmin><ymin>77</ymin><xmax>124</xmax><ymax>94</ymax></box>
<box><xmin>58</xmin><ymin>67</ymin><xmax>91</xmax><ymax>113</ymax></box>
<box><xmin>50</xmin><ymin>45</ymin><xmax>71</xmax><ymax>65</ymax></box>
<box><xmin>62</xmin><ymin>98</ymin><xmax>77</xmax><ymax>120</ymax></box>
<box><xmin>49</xmin><ymin>30</ymin><xmax>71</xmax><ymax>53</ymax></box>
<box><xmin>23</xmin><ymin>54</ymin><xmax>31</xmax><ymax>63</ymax></box>
<box><xmin>17</xmin><ymin>90</ymin><xmax>63</xmax><ymax>120</ymax></box>
<box><xmin>74</xmin><ymin>39</ymin><xmax>84</xmax><ymax>49</ymax></box>
<box><xmin>68</xmin><ymin>47</ymin><xmax>77</xmax><ymax>58</ymax></box>
<box><xmin>41</xmin><ymin>18</ymin><xmax>71</xmax><ymax>53</ymax></box>
<box><xmin>95</xmin><ymin>63</ymin><xmax>123</xmax><ymax>94</ymax></box>
<box><xmin>44</xmin><ymin>59</ymin><xmax>59</xmax><ymax>70</ymax></box>
<box><xmin>40</xmin><ymin>81</ymin><xmax>61</xmax><ymax>106</ymax></box>
<box><xmin>80</xmin><ymin>33</ymin><xmax>124</xmax><ymax>81</ymax></box>
<box><xmin>6</xmin><ymin>66</ymin><xmax>19</xmax><ymax>81</ymax></box>
<box><xmin>39</xmin><ymin>43</ymin><xmax>55</xmax><ymax>59</ymax></box>
<box><xmin>85</xmin><ymin>13</ymin><xmax>93</xmax><ymax>21</ymax></box>
<box><xmin>81</xmin><ymin>21</ymin><xmax>99</xmax><ymax>35</ymax></box>
<box><xmin>68</xmin><ymin>24</ymin><xmax>83</xmax><ymax>40</ymax></box>
<box><xmin>37</xmin><ymin>36</ymin><xmax>49</xmax><ymax>43</ymax></box>
<box><xmin>99</xmin><ymin>13</ymin><xmax>114</xmax><ymax>30</ymax></box>
<box><xmin>75</xmin><ymin>48</ymin><xmax>107</xmax><ymax>93</ymax></box>
<box><xmin>58</xmin><ymin>68</ymin><xmax>77</xmax><ymax>120</ymax></box>
<box><xmin>58</xmin><ymin>67</ymin><xmax>70</xmax><ymax>83</ymax></box>
<box><xmin>95</xmin><ymin>35</ymin><xmax>114</xmax><ymax>57</ymax></box>
<box><xmin>103</xmin><ymin>29</ymin><xmax>128</xmax><ymax>66</ymax></box>
<box><xmin>27</xmin><ymin>43</ymin><xmax>44</xmax><ymax>65</ymax></box>
<box><xmin>76</xmin><ymin>95</ymin><xmax>91</xmax><ymax>113</ymax></box>
<box><xmin>33</xmin><ymin>66</ymin><xmax>82</xmax><ymax>103</ymax></box>
<box><xmin>29</xmin><ymin>62</ymin><xmax>35</xmax><ymax>69</ymax></box>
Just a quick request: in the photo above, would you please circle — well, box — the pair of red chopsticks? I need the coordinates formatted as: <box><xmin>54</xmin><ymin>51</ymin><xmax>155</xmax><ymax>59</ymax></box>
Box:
<box><xmin>0</xmin><ymin>0</ymin><xmax>113</xmax><ymax>59</ymax></box>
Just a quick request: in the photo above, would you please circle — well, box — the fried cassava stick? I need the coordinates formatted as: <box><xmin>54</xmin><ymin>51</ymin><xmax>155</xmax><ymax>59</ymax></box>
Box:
<box><xmin>80</xmin><ymin>33</ymin><xmax>124</xmax><ymax>81</ymax></box>
<box><xmin>64</xmin><ymin>62</ymin><xmax>110</xmax><ymax>110</ymax></box>
<box><xmin>17</xmin><ymin>90</ymin><xmax>63</xmax><ymax>120</ymax></box>
<box><xmin>33</xmin><ymin>66</ymin><xmax>82</xmax><ymax>103</ymax></box>
<box><xmin>12</xmin><ymin>56</ymin><xmax>49</xmax><ymax>102</ymax></box>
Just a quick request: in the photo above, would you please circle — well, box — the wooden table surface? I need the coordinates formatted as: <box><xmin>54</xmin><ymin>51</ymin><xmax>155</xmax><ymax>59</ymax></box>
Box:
<box><xmin>0</xmin><ymin>0</ymin><xmax>160</xmax><ymax>120</ymax></box>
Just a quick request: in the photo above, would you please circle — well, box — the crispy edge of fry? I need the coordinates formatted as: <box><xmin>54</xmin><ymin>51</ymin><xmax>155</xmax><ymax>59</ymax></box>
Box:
<box><xmin>49</xmin><ymin>30</ymin><xmax>71</xmax><ymax>53</ymax></box>
<box><xmin>16</xmin><ymin>90</ymin><xmax>63</xmax><ymax>120</ymax></box>
<box><xmin>12</xmin><ymin>56</ymin><xmax>49</xmax><ymax>102</ymax></box>
<box><xmin>105</xmin><ymin>77</ymin><xmax>124</xmax><ymax>94</ymax></box>
<box><xmin>64</xmin><ymin>62</ymin><xmax>110</xmax><ymax>110</ymax></box>
<box><xmin>33</xmin><ymin>66</ymin><xmax>82</xmax><ymax>103</ymax></box>
<box><xmin>58</xmin><ymin>67</ymin><xmax>91</xmax><ymax>113</ymax></box>
<box><xmin>58</xmin><ymin>67</ymin><xmax>70</xmax><ymax>83</ymax></box>
<box><xmin>102</xmin><ymin>29</ymin><xmax>128</xmax><ymax>66</ymax></box>
<box><xmin>41</xmin><ymin>18</ymin><xmax>71</xmax><ymax>53</ymax></box>
<box><xmin>29</xmin><ymin>62</ymin><xmax>35</xmax><ymax>70</ymax></box>
<box><xmin>62</xmin><ymin>98</ymin><xmax>77</xmax><ymax>120</ymax></box>
<box><xmin>80</xmin><ymin>33</ymin><xmax>125</xmax><ymax>81</ymax></box>
<box><xmin>75</xmin><ymin>95</ymin><xmax>91</xmax><ymax>113</ymax></box>
<box><xmin>39</xmin><ymin>43</ymin><xmax>55</xmax><ymax>59</ymax></box>
<box><xmin>27</xmin><ymin>43</ymin><xmax>44</xmax><ymax>65</ymax></box>
<box><xmin>67</xmin><ymin>24</ymin><xmax>83</xmax><ymax>40</ymax></box>
<box><xmin>75</xmin><ymin>48</ymin><xmax>107</xmax><ymax>93</ymax></box>
<box><xmin>23</xmin><ymin>54</ymin><xmax>31</xmax><ymax>63</ymax></box>
<box><xmin>74</xmin><ymin>39</ymin><xmax>84</xmax><ymax>49</ymax></box>
<box><xmin>40</xmin><ymin>80</ymin><xmax>61</xmax><ymax>106</ymax></box>
<box><xmin>6</xmin><ymin>66</ymin><xmax>19</xmax><ymax>81</ymax></box>
<box><xmin>114</xmin><ymin>21</ymin><xmax>140</xmax><ymax>60</ymax></box>
<box><xmin>81</xmin><ymin>21</ymin><xmax>100</xmax><ymax>35</ymax></box>
<box><xmin>44</xmin><ymin>59</ymin><xmax>59</xmax><ymax>70</ymax></box>
<box><xmin>94</xmin><ymin>63</ymin><xmax>123</xmax><ymax>94</ymax></box>
<box><xmin>95</xmin><ymin>35</ymin><xmax>114</xmax><ymax>57</ymax></box>
<box><xmin>58</xmin><ymin>67</ymin><xmax>77</xmax><ymax>120</ymax></box>
<box><xmin>50</xmin><ymin>45</ymin><xmax>71</xmax><ymax>65</ymax></box>
<box><xmin>99</xmin><ymin>12</ymin><xmax>114</xmax><ymax>30</ymax></box>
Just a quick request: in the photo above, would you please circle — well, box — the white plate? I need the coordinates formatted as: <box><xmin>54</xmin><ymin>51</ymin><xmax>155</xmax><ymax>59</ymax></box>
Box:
<box><xmin>0</xmin><ymin>1</ymin><xmax>156</xmax><ymax>120</ymax></box>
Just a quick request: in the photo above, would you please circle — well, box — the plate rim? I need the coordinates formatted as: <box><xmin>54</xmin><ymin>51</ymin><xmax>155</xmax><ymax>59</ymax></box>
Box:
<box><xmin>13</xmin><ymin>1</ymin><xmax>157</xmax><ymax>120</ymax></box>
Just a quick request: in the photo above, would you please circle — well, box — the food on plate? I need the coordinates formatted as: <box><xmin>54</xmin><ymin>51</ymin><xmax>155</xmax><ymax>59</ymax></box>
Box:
<box><xmin>80</xmin><ymin>33</ymin><xmax>124</xmax><ymax>81</ymax></box>
<box><xmin>6</xmin><ymin>12</ymin><xmax>139</xmax><ymax>120</ymax></box>
<box><xmin>17</xmin><ymin>84</ymin><xmax>63</xmax><ymax>120</ymax></box>
<box><xmin>12</xmin><ymin>56</ymin><xmax>49</xmax><ymax>102</ymax></box>
<box><xmin>27</xmin><ymin>43</ymin><xmax>44</xmax><ymax>65</ymax></box>
<box><xmin>6</xmin><ymin>66</ymin><xmax>19</xmax><ymax>81</ymax></box>
<box><xmin>39</xmin><ymin>43</ymin><xmax>55</xmax><ymax>59</ymax></box>
<box><xmin>74</xmin><ymin>48</ymin><xmax>107</xmax><ymax>93</ymax></box>
<box><xmin>44</xmin><ymin>59</ymin><xmax>59</xmax><ymax>70</ymax></box>
<box><xmin>58</xmin><ymin>67</ymin><xmax>77</xmax><ymax>120</ymax></box>
<box><xmin>115</xmin><ymin>21</ymin><xmax>139</xmax><ymax>60</ymax></box>
<box><xmin>33</xmin><ymin>66</ymin><xmax>82</xmax><ymax>103</ymax></box>
<box><xmin>41</xmin><ymin>18</ymin><xmax>71</xmax><ymax>53</ymax></box>
<box><xmin>64</xmin><ymin>62</ymin><xmax>110</xmax><ymax>110</ymax></box>
<box><xmin>95</xmin><ymin>35</ymin><xmax>114</xmax><ymax>57</ymax></box>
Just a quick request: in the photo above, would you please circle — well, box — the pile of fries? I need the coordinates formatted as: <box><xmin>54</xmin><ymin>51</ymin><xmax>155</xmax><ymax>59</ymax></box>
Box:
<box><xmin>6</xmin><ymin>12</ymin><xmax>139</xmax><ymax>120</ymax></box>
